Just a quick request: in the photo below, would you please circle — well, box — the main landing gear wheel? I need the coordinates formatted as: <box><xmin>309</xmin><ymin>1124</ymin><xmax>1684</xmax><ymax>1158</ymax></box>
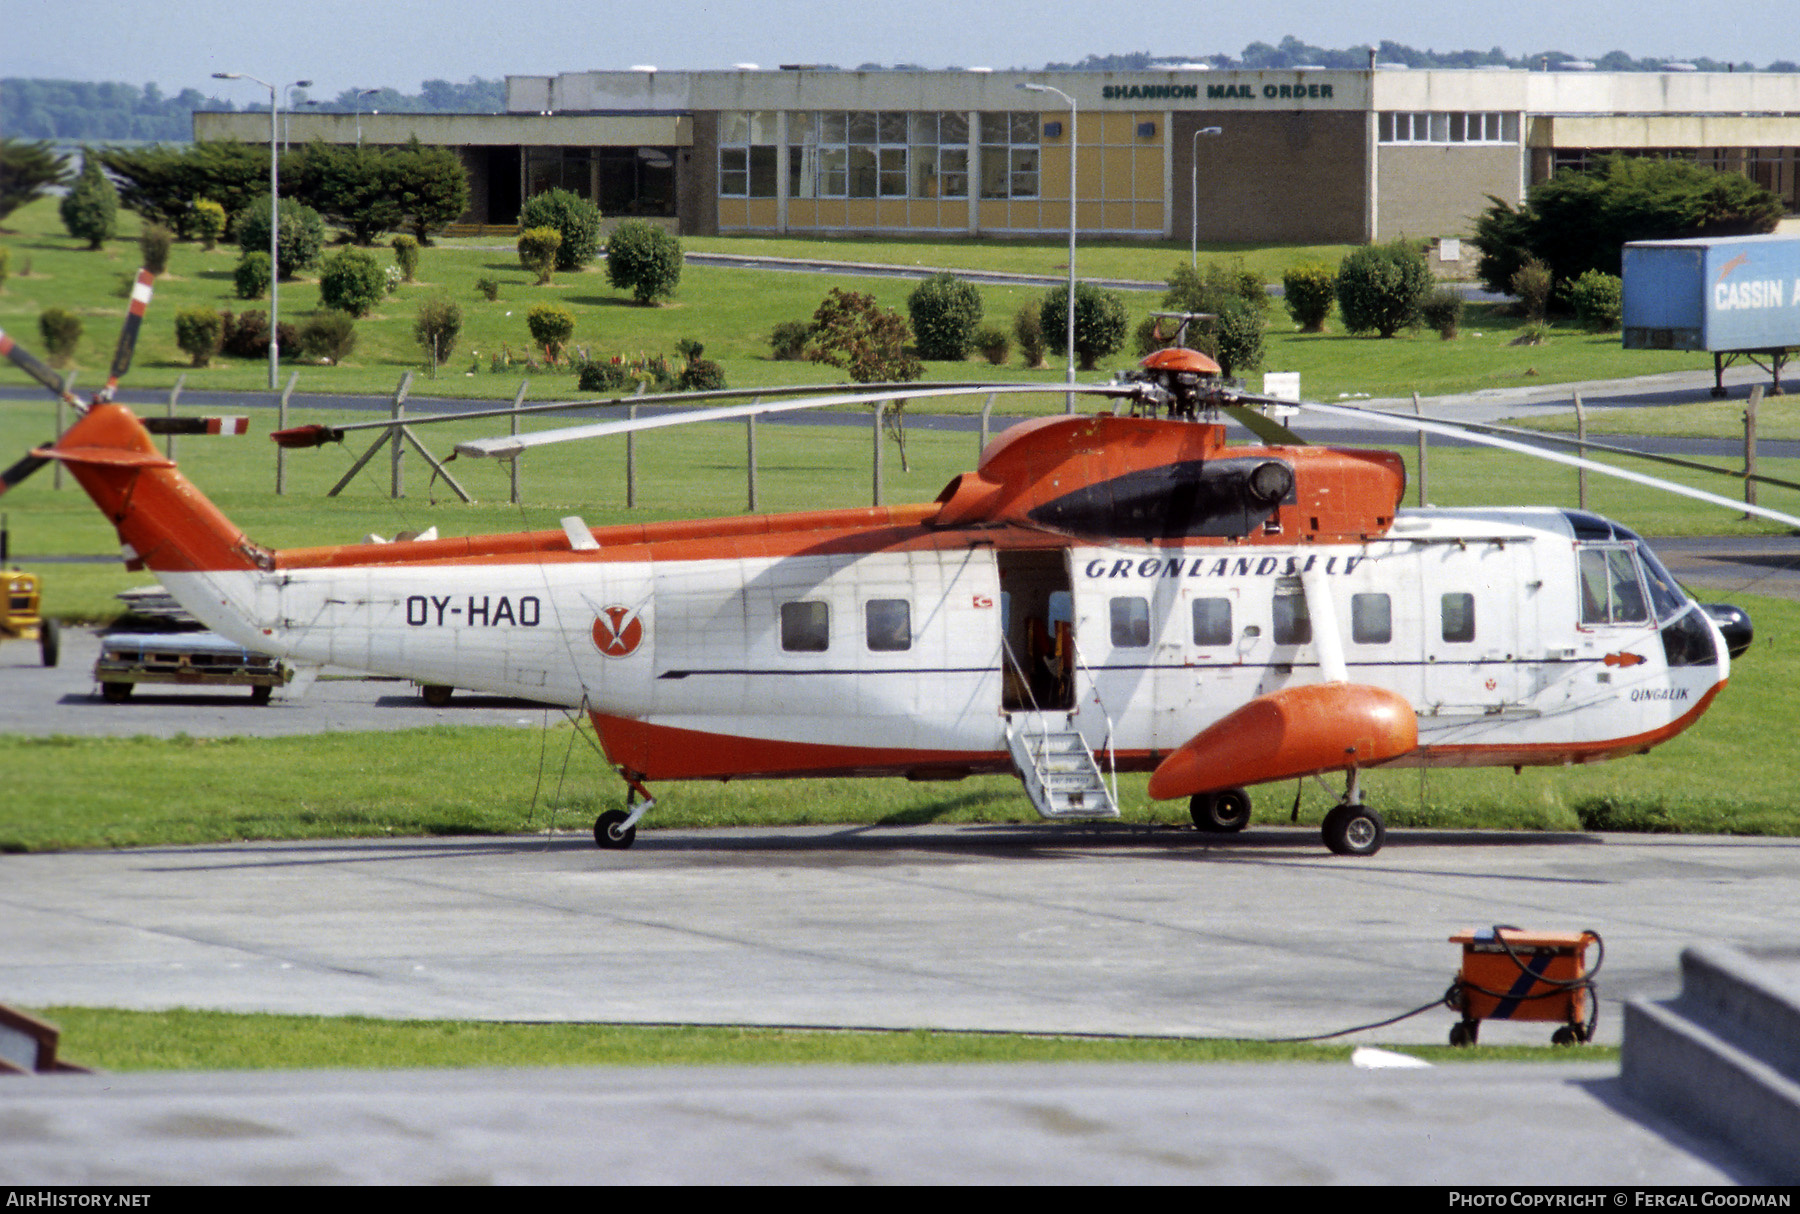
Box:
<box><xmin>420</xmin><ymin>684</ymin><xmax>454</xmax><ymax>707</ymax></box>
<box><xmin>594</xmin><ymin>809</ymin><xmax>637</xmax><ymax>850</ymax></box>
<box><xmin>249</xmin><ymin>684</ymin><xmax>272</xmax><ymax>705</ymax></box>
<box><xmin>1322</xmin><ymin>803</ymin><xmax>1385</xmax><ymax>857</ymax></box>
<box><xmin>1190</xmin><ymin>787</ymin><xmax>1252</xmax><ymax>833</ymax></box>
<box><xmin>100</xmin><ymin>681</ymin><xmax>132</xmax><ymax>703</ymax></box>
<box><xmin>1449</xmin><ymin>1019</ymin><xmax>1480</xmax><ymax>1047</ymax></box>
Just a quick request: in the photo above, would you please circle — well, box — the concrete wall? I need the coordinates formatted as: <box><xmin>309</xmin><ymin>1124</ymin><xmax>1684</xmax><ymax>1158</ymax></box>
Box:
<box><xmin>1377</xmin><ymin>144</ymin><xmax>1522</xmax><ymax>241</ymax></box>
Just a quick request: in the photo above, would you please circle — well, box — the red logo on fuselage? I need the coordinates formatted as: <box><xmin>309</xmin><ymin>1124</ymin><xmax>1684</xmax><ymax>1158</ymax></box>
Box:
<box><xmin>592</xmin><ymin>605</ymin><xmax>645</xmax><ymax>657</ymax></box>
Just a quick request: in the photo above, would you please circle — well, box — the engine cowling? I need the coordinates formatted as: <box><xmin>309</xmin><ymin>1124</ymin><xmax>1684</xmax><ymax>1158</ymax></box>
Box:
<box><xmin>1147</xmin><ymin>683</ymin><xmax>1418</xmax><ymax>801</ymax></box>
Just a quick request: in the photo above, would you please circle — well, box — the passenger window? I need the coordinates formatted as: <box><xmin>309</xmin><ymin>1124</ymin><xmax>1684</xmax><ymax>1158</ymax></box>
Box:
<box><xmin>1192</xmin><ymin>597</ymin><xmax>1232</xmax><ymax>646</ymax></box>
<box><xmin>780</xmin><ymin>600</ymin><xmax>829</xmax><ymax>651</ymax></box>
<box><xmin>1441</xmin><ymin>593</ymin><xmax>1475</xmax><ymax>643</ymax></box>
<box><xmin>1110</xmin><ymin>596</ymin><xmax>1150</xmax><ymax>647</ymax></box>
<box><xmin>1351</xmin><ymin>593</ymin><xmax>1391</xmax><ymax>644</ymax></box>
<box><xmin>1272</xmin><ymin>592</ymin><xmax>1311</xmax><ymax>645</ymax></box>
<box><xmin>865</xmin><ymin>599</ymin><xmax>911</xmax><ymax>652</ymax></box>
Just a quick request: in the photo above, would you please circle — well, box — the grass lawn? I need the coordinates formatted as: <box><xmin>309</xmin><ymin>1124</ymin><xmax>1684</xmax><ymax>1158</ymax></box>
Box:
<box><xmin>1</xmin><ymin>195</ymin><xmax>1718</xmax><ymax>406</ymax></box>
<box><xmin>30</xmin><ymin>1006</ymin><xmax>1609</xmax><ymax>1071</ymax></box>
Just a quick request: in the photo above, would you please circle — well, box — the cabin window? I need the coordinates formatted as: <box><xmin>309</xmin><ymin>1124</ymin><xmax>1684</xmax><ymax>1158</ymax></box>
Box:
<box><xmin>1110</xmin><ymin>596</ymin><xmax>1150</xmax><ymax>647</ymax></box>
<box><xmin>1441</xmin><ymin>593</ymin><xmax>1476</xmax><ymax>643</ymax></box>
<box><xmin>1352</xmin><ymin>593</ymin><xmax>1392</xmax><ymax>644</ymax></box>
<box><xmin>865</xmin><ymin>599</ymin><xmax>911</xmax><ymax>652</ymax></box>
<box><xmin>1579</xmin><ymin>547</ymin><xmax>1648</xmax><ymax>625</ymax></box>
<box><xmin>1272</xmin><ymin>592</ymin><xmax>1311</xmax><ymax>645</ymax></box>
<box><xmin>780</xmin><ymin>600</ymin><xmax>830</xmax><ymax>651</ymax></box>
<box><xmin>1192</xmin><ymin>597</ymin><xmax>1232</xmax><ymax>646</ymax></box>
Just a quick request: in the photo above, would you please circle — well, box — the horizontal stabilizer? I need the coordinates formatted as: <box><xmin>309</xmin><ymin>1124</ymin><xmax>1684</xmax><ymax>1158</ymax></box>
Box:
<box><xmin>143</xmin><ymin>416</ymin><xmax>249</xmax><ymax>436</ymax></box>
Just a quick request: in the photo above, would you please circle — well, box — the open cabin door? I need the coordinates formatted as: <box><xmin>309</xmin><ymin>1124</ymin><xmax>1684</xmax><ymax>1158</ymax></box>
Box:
<box><xmin>998</xmin><ymin>549</ymin><xmax>1075</xmax><ymax>713</ymax></box>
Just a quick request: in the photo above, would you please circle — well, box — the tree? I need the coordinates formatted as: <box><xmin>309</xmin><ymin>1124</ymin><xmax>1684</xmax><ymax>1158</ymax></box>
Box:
<box><xmin>805</xmin><ymin>288</ymin><xmax>920</xmax><ymax>384</ymax></box>
<box><xmin>318</xmin><ymin>247</ymin><xmax>388</xmax><ymax>317</ymax></box>
<box><xmin>414</xmin><ymin>294</ymin><xmax>461</xmax><ymax>366</ymax></box>
<box><xmin>0</xmin><ymin>138</ymin><xmax>69</xmax><ymax>224</ymax></box>
<box><xmin>516</xmin><ymin>227</ymin><xmax>561</xmax><ymax>284</ymax></box>
<box><xmin>526</xmin><ymin>303</ymin><xmax>576</xmax><ymax>362</ymax></box>
<box><xmin>235</xmin><ymin>195</ymin><xmax>325</xmax><ymax>277</ymax></box>
<box><xmin>390</xmin><ymin>138</ymin><xmax>470</xmax><ymax>242</ymax></box>
<box><xmin>1039</xmin><ymin>282</ymin><xmax>1128</xmax><ymax>371</ymax></box>
<box><xmin>287</xmin><ymin>142</ymin><xmax>403</xmax><ymax>244</ymax></box>
<box><xmin>59</xmin><ymin>155</ymin><xmax>118</xmax><ymax>249</ymax></box>
<box><xmin>519</xmin><ymin>188</ymin><xmax>601</xmax><ymax>271</ymax></box>
<box><xmin>906</xmin><ymin>272</ymin><xmax>983</xmax><ymax>360</ymax></box>
<box><xmin>1473</xmin><ymin>154</ymin><xmax>1784</xmax><ymax>293</ymax></box>
<box><xmin>1281</xmin><ymin>263</ymin><xmax>1336</xmax><ymax>332</ymax></box>
<box><xmin>1335</xmin><ymin>240</ymin><xmax>1433</xmax><ymax>338</ymax></box>
<box><xmin>173</xmin><ymin>306</ymin><xmax>222</xmax><ymax>366</ymax></box>
<box><xmin>605</xmin><ymin>219</ymin><xmax>682</xmax><ymax>304</ymax></box>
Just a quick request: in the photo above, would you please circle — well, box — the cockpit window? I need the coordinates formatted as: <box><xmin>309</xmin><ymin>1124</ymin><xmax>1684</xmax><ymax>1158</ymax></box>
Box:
<box><xmin>1578</xmin><ymin>546</ymin><xmax>1648</xmax><ymax>625</ymax></box>
<box><xmin>1635</xmin><ymin>543</ymin><xmax>1689</xmax><ymax>622</ymax></box>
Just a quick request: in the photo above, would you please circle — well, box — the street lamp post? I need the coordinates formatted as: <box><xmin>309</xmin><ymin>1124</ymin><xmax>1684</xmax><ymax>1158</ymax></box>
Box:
<box><xmin>354</xmin><ymin>89</ymin><xmax>380</xmax><ymax>146</ymax></box>
<box><xmin>212</xmin><ymin>72</ymin><xmax>284</xmax><ymax>390</ymax></box>
<box><xmin>1020</xmin><ymin>82</ymin><xmax>1077</xmax><ymax>413</ymax></box>
<box><xmin>282</xmin><ymin>80</ymin><xmax>313</xmax><ymax>152</ymax></box>
<box><xmin>1190</xmin><ymin>126</ymin><xmax>1222</xmax><ymax>268</ymax></box>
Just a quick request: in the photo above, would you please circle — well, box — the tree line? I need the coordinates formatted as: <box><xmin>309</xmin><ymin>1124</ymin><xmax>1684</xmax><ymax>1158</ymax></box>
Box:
<box><xmin>1</xmin><ymin>78</ymin><xmax>506</xmax><ymax>143</ymax></box>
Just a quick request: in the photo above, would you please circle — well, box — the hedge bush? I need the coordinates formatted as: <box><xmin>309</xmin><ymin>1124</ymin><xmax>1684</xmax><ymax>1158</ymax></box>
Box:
<box><xmin>1566</xmin><ymin>269</ymin><xmax>1623</xmax><ymax>332</ymax></box>
<box><xmin>519</xmin><ymin>188</ymin><xmax>601</xmax><ymax>271</ymax></box>
<box><xmin>605</xmin><ymin>220</ymin><xmax>682</xmax><ymax>304</ymax></box>
<box><xmin>391</xmin><ymin>234</ymin><xmax>420</xmax><ymax>283</ymax></box>
<box><xmin>516</xmin><ymin>227</ymin><xmax>562</xmax><ymax>285</ymax></box>
<box><xmin>38</xmin><ymin>307</ymin><xmax>81</xmax><ymax>367</ymax></box>
<box><xmin>526</xmin><ymin>303</ymin><xmax>576</xmax><ymax>362</ymax></box>
<box><xmin>234</xmin><ymin>251</ymin><xmax>271</xmax><ymax>300</ymax></box>
<box><xmin>173</xmin><ymin>306</ymin><xmax>222</xmax><ymax>366</ymax></box>
<box><xmin>1335</xmin><ymin>240</ymin><xmax>1433</xmax><ymax>338</ymax></box>
<box><xmin>318</xmin><ymin>247</ymin><xmax>387</xmax><ymax>318</ymax></box>
<box><xmin>1039</xmin><ymin>282</ymin><xmax>1128</xmax><ymax>371</ymax></box>
<box><xmin>234</xmin><ymin>196</ymin><xmax>324</xmax><ymax>278</ymax></box>
<box><xmin>298</xmin><ymin>310</ymin><xmax>358</xmax><ymax>364</ymax></box>
<box><xmin>138</xmin><ymin>223</ymin><xmax>174</xmax><ymax>275</ymax></box>
<box><xmin>906</xmin><ymin>272</ymin><xmax>983</xmax><ymax>360</ymax></box>
<box><xmin>59</xmin><ymin>157</ymin><xmax>117</xmax><ymax>250</ymax></box>
<box><xmin>1282</xmin><ymin>262</ymin><xmax>1336</xmax><ymax>332</ymax></box>
<box><xmin>415</xmin><ymin>295</ymin><xmax>462</xmax><ymax>366</ymax></box>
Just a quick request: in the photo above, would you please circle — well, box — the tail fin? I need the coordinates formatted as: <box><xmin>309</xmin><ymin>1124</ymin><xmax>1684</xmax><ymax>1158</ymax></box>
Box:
<box><xmin>44</xmin><ymin>404</ymin><xmax>268</xmax><ymax>574</ymax></box>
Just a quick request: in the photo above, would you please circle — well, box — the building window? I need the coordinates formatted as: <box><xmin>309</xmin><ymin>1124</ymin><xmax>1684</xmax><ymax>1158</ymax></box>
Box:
<box><xmin>1380</xmin><ymin>111</ymin><xmax>1518</xmax><ymax>145</ymax></box>
<box><xmin>979</xmin><ymin>111</ymin><xmax>1040</xmax><ymax>199</ymax></box>
<box><xmin>781</xmin><ymin>600</ymin><xmax>830</xmax><ymax>652</ymax></box>
<box><xmin>721</xmin><ymin>111</ymin><xmax>779</xmax><ymax>198</ymax></box>
<box><xmin>524</xmin><ymin>146</ymin><xmax>592</xmax><ymax>199</ymax></box>
<box><xmin>597</xmin><ymin>147</ymin><xmax>676</xmax><ymax>217</ymax></box>
<box><xmin>865</xmin><ymin>599</ymin><xmax>911</xmax><ymax>652</ymax></box>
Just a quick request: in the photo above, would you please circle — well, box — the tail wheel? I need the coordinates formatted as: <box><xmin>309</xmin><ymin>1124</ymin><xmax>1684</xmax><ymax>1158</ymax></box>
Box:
<box><xmin>594</xmin><ymin>809</ymin><xmax>637</xmax><ymax>850</ymax></box>
<box><xmin>420</xmin><ymin>684</ymin><xmax>454</xmax><ymax>707</ymax></box>
<box><xmin>1322</xmin><ymin>803</ymin><xmax>1385</xmax><ymax>857</ymax></box>
<box><xmin>1189</xmin><ymin>787</ymin><xmax>1252</xmax><ymax>833</ymax></box>
<box><xmin>38</xmin><ymin>619</ymin><xmax>59</xmax><ymax>667</ymax></box>
<box><xmin>249</xmin><ymin>684</ymin><xmax>272</xmax><ymax>705</ymax></box>
<box><xmin>100</xmin><ymin>681</ymin><xmax>132</xmax><ymax>703</ymax></box>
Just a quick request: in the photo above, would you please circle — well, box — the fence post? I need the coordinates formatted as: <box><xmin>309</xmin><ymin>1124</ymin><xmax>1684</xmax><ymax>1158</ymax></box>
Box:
<box><xmin>510</xmin><ymin>379</ymin><xmax>528</xmax><ymax>505</ymax></box>
<box><xmin>1411</xmin><ymin>391</ymin><xmax>1426</xmax><ymax>507</ymax></box>
<box><xmin>54</xmin><ymin>373</ymin><xmax>74</xmax><ymax>490</ymax></box>
<box><xmin>1745</xmin><ymin>384</ymin><xmax>1763</xmax><ymax>516</ymax></box>
<box><xmin>164</xmin><ymin>374</ymin><xmax>185</xmax><ymax>460</ymax></box>
<box><xmin>1574</xmin><ymin>391</ymin><xmax>1588</xmax><ymax>511</ymax></box>
<box><xmin>746</xmin><ymin>403</ymin><xmax>759</xmax><ymax>512</ymax></box>
<box><xmin>276</xmin><ymin>371</ymin><xmax>298</xmax><ymax>495</ymax></box>
<box><xmin>626</xmin><ymin>402</ymin><xmax>638</xmax><ymax>508</ymax></box>
<box><xmin>390</xmin><ymin>371</ymin><xmax>412</xmax><ymax>499</ymax></box>
<box><xmin>872</xmin><ymin>401</ymin><xmax>886</xmax><ymax>507</ymax></box>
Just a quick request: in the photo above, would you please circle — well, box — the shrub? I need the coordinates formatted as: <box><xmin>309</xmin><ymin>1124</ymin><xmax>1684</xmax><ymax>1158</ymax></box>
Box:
<box><xmin>906</xmin><ymin>272</ymin><xmax>983</xmax><ymax>360</ymax></box>
<box><xmin>318</xmin><ymin>247</ymin><xmax>388</xmax><ymax>318</ymax></box>
<box><xmin>605</xmin><ymin>220</ymin><xmax>682</xmax><ymax>304</ymax></box>
<box><xmin>1039</xmin><ymin>282</ymin><xmax>1128</xmax><ymax>371</ymax></box>
<box><xmin>974</xmin><ymin>325</ymin><xmax>1010</xmax><ymax>365</ymax></box>
<box><xmin>1281</xmin><ymin>262</ymin><xmax>1336</xmax><ymax>332</ymax></box>
<box><xmin>518</xmin><ymin>188</ymin><xmax>602</xmax><ymax>271</ymax></box>
<box><xmin>173</xmin><ymin>306</ymin><xmax>222</xmax><ymax>367</ymax></box>
<box><xmin>1511</xmin><ymin>257</ymin><xmax>1553</xmax><ymax>323</ymax></box>
<box><xmin>525</xmin><ymin>303</ymin><xmax>576</xmax><ymax>362</ymax></box>
<box><xmin>1421</xmin><ymin>288</ymin><xmax>1465</xmax><ymax>339</ymax></box>
<box><xmin>769</xmin><ymin>320</ymin><xmax>811</xmax><ymax>361</ymax></box>
<box><xmin>234</xmin><ymin>251</ymin><xmax>271</xmax><ymax>300</ymax></box>
<box><xmin>1566</xmin><ymin>269</ymin><xmax>1624</xmax><ymax>332</ymax></box>
<box><xmin>577</xmin><ymin>353</ymin><xmax>674</xmax><ymax>393</ymax></box>
<box><xmin>1335</xmin><ymin>240</ymin><xmax>1433</xmax><ymax>338</ymax></box>
<box><xmin>677</xmin><ymin>356</ymin><xmax>727</xmax><ymax>392</ymax></box>
<box><xmin>234</xmin><ymin>196</ymin><xmax>325</xmax><ymax>277</ymax></box>
<box><xmin>37</xmin><ymin>307</ymin><xmax>81</xmax><ymax>367</ymax></box>
<box><xmin>138</xmin><ymin>223</ymin><xmax>174</xmax><ymax>275</ymax></box>
<box><xmin>1163</xmin><ymin>260</ymin><xmax>1270</xmax><ymax>321</ymax></box>
<box><xmin>805</xmin><ymin>288</ymin><xmax>921</xmax><ymax>384</ymax></box>
<box><xmin>1013</xmin><ymin>305</ymin><xmax>1045</xmax><ymax>368</ymax></box>
<box><xmin>192</xmin><ymin>199</ymin><xmax>227</xmax><ymax>250</ymax></box>
<box><xmin>517</xmin><ymin>227</ymin><xmax>562</xmax><ymax>284</ymax></box>
<box><xmin>474</xmin><ymin>275</ymin><xmax>500</xmax><ymax>301</ymax></box>
<box><xmin>1211</xmin><ymin>300</ymin><xmax>1265</xmax><ymax>376</ymax></box>
<box><xmin>59</xmin><ymin>156</ymin><xmax>117</xmax><ymax>250</ymax></box>
<box><xmin>415</xmin><ymin>294</ymin><xmax>462</xmax><ymax>366</ymax></box>
<box><xmin>219</xmin><ymin>310</ymin><xmax>298</xmax><ymax>360</ymax></box>
<box><xmin>298</xmin><ymin>310</ymin><xmax>358</xmax><ymax>363</ymax></box>
<box><xmin>391</xmin><ymin>234</ymin><xmax>420</xmax><ymax>283</ymax></box>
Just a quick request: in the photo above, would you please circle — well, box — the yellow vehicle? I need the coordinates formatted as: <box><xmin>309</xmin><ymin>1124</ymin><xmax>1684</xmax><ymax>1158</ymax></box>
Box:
<box><xmin>2</xmin><ymin>568</ymin><xmax>59</xmax><ymax>667</ymax></box>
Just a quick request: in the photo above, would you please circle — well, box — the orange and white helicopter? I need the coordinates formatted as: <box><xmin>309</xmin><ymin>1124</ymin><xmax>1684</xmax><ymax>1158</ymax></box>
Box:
<box><xmin>2</xmin><ymin>276</ymin><xmax>1779</xmax><ymax>857</ymax></box>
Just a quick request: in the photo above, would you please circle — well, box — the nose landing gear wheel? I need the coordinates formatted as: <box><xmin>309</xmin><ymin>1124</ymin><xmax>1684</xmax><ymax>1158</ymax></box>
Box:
<box><xmin>1189</xmin><ymin>787</ymin><xmax>1252</xmax><ymax>832</ymax></box>
<box><xmin>594</xmin><ymin>809</ymin><xmax>637</xmax><ymax>850</ymax></box>
<box><xmin>1322</xmin><ymin>803</ymin><xmax>1385</xmax><ymax>856</ymax></box>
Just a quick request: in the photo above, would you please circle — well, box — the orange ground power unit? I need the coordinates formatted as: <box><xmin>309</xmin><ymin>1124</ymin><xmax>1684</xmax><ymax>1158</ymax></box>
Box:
<box><xmin>1447</xmin><ymin>927</ymin><xmax>1601</xmax><ymax>1046</ymax></box>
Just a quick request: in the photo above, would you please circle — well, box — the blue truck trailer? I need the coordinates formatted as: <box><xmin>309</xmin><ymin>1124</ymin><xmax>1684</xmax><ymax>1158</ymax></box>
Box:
<box><xmin>1622</xmin><ymin>233</ymin><xmax>1800</xmax><ymax>396</ymax></box>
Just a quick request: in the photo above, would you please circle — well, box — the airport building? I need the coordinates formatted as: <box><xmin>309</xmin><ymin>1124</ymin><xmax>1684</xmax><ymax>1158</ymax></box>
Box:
<box><xmin>196</xmin><ymin>66</ymin><xmax>1800</xmax><ymax>247</ymax></box>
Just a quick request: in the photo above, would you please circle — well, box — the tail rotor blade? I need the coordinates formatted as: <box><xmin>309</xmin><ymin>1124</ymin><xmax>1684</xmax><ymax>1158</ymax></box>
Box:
<box><xmin>0</xmin><ymin>331</ymin><xmax>80</xmax><ymax>405</ymax></box>
<box><xmin>100</xmin><ymin>269</ymin><xmax>156</xmax><ymax>402</ymax></box>
<box><xmin>0</xmin><ymin>450</ymin><xmax>53</xmax><ymax>498</ymax></box>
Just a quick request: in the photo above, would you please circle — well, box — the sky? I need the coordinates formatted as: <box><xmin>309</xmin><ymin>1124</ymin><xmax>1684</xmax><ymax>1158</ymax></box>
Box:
<box><xmin>5</xmin><ymin>0</ymin><xmax>1784</xmax><ymax>98</ymax></box>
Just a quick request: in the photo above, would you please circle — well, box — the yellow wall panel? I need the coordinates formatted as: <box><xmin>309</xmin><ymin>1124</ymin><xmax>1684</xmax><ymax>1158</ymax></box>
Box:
<box><xmin>1101</xmin><ymin>112</ymin><xmax>1135</xmax><ymax>143</ymax></box>
<box><xmin>787</xmin><ymin>200</ymin><xmax>818</xmax><ymax>229</ymax></box>
<box><xmin>1074</xmin><ymin>147</ymin><xmax>1104</xmax><ymax>194</ymax></box>
<box><xmin>1077</xmin><ymin>201</ymin><xmax>1105</xmax><ymax>230</ymax></box>
<box><xmin>717</xmin><ymin>199</ymin><xmax>748</xmax><ymax>228</ymax></box>
<box><xmin>746</xmin><ymin>199</ymin><xmax>778</xmax><ymax>228</ymax></box>
<box><xmin>1101</xmin><ymin>202</ymin><xmax>1137</xmax><ymax>230</ymax></box>
<box><xmin>1135</xmin><ymin>202</ymin><xmax>1164</xmax><ymax>232</ymax></box>
<box><xmin>878</xmin><ymin>199</ymin><xmax>910</xmax><ymax>228</ymax></box>
<box><xmin>978</xmin><ymin>200</ymin><xmax>1011</xmax><ymax>230</ymax></box>
<box><xmin>812</xmin><ymin>199</ymin><xmax>848</xmax><ymax>228</ymax></box>
<box><xmin>1135</xmin><ymin>148</ymin><xmax>1164</xmax><ymax>197</ymax></box>
<box><xmin>843</xmin><ymin>199</ymin><xmax>879</xmax><ymax>229</ymax></box>
<box><xmin>1100</xmin><ymin>148</ymin><xmax>1135</xmax><ymax>197</ymax></box>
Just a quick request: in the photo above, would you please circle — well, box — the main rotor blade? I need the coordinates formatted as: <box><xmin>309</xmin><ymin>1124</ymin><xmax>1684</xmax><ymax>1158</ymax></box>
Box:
<box><xmin>1220</xmin><ymin>404</ymin><xmax>1308</xmax><ymax>446</ymax></box>
<box><xmin>0</xmin><ymin>450</ymin><xmax>53</xmax><ymax>498</ymax></box>
<box><xmin>270</xmin><ymin>380</ymin><xmax>1035</xmax><ymax>448</ymax></box>
<box><xmin>99</xmin><ymin>269</ymin><xmax>156</xmax><ymax>402</ymax></box>
<box><xmin>1431</xmin><ymin>415</ymin><xmax>1800</xmax><ymax>495</ymax></box>
<box><xmin>1299</xmin><ymin>401</ymin><xmax>1800</xmax><ymax>531</ymax></box>
<box><xmin>452</xmin><ymin>383</ymin><xmax>1144</xmax><ymax>460</ymax></box>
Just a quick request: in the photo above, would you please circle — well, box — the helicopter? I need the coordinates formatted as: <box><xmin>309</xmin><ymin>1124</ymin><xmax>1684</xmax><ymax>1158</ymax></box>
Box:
<box><xmin>2</xmin><ymin>274</ymin><xmax>1781</xmax><ymax>857</ymax></box>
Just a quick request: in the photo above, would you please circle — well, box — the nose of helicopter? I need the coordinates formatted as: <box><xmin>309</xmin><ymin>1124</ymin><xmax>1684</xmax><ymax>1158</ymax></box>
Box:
<box><xmin>1701</xmin><ymin>603</ymin><xmax>1753</xmax><ymax>659</ymax></box>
